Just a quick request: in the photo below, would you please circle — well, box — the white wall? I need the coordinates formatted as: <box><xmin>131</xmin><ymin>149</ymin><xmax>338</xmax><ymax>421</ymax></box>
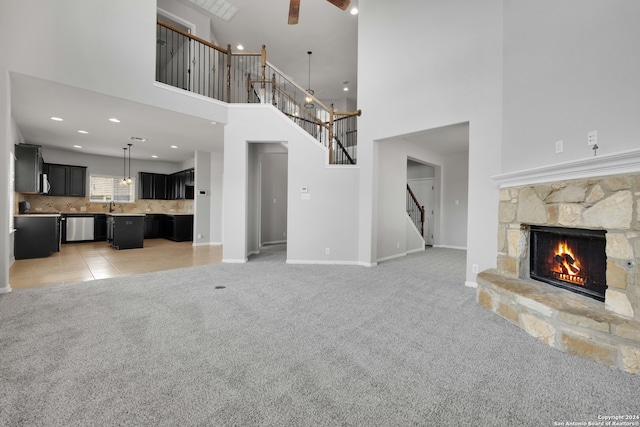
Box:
<box><xmin>441</xmin><ymin>151</ymin><xmax>469</xmax><ymax>249</ymax></box>
<box><xmin>223</xmin><ymin>105</ymin><xmax>360</xmax><ymax>264</ymax></box>
<box><xmin>194</xmin><ymin>150</ymin><xmax>211</xmax><ymax>246</ymax></box>
<box><xmin>502</xmin><ymin>0</ymin><xmax>640</xmax><ymax>172</ymax></box>
<box><xmin>209</xmin><ymin>152</ymin><xmax>223</xmax><ymax>244</ymax></box>
<box><xmin>358</xmin><ymin>0</ymin><xmax>502</xmax><ymax>282</ymax></box>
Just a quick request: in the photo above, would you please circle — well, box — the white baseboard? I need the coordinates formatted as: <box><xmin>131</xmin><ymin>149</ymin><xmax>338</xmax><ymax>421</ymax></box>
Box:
<box><xmin>222</xmin><ymin>258</ymin><xmax>247</xmax><ymax>264</ymax></box>
<box><xmin>407</xmin><ymin>246</ymin><xmax>425</xmax><ymax>254</ymax></box>
<box><xmin>286</xmin><ymin>259</ymin><xmax>362</xmax><ymax>266</ymax></box>
<box><xmin>358</xmin><ymin>261</ymin><xmax>377</xmax><ymax>267</ymax></box>
<box><xmin>0</xmin><ymin>285</ymin><xmax>12</xmax><ymax>294</ymax></box>
<box><xmin>192</xmin><ymin>242</ymin><xmax>222</xmax><ymax>247</ymax></box>
<box><xmin>261</xmin><ymin>240</ymin><xmax>286</xmax><ymax>246</ymax></box>
<box><xmin>377</xmin><ymin>252</ymin><xmax>406</xmax><ymax>263</ymax></box>
<box><xmin>434</xmin><ymin>245</ymin><xmax>467</xmax><ymax>251</ymax></box>
<box><xmin>465</xmin><ymin>281</ymin><xmax>478</xmax><ymax>288</ymax></box>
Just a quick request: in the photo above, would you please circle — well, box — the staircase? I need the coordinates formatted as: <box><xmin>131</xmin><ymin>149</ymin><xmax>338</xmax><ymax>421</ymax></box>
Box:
<box><xmin>156</xmin><ymin>20</ymin><xmax>360</xmax><ymax>164</ymax></box>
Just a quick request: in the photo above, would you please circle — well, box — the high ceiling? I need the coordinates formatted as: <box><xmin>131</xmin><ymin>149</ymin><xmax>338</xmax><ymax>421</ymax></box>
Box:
<box><xmin>10</xmin><ymin>0</ymin><xmax>358</xmax><ymax>164</ymax></box>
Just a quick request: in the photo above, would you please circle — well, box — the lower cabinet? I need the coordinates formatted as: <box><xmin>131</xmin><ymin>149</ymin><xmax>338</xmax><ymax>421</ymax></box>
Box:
<box><xmin>15</xmin><ymin>216</ymin><xmax>60</xmax><ymax>259</ymax></box>
<box><xmin>162</xmin><ymin>215</ymin><xmax>193</xmax><ymax>242</ymax></box>
<box><xmin>144</xmin><ymin>214</ymin><xmax>163</xmax><ymax>239</ymax></box>
<box><xmin>107</xmin><ymin>215</ymin><xmax>144</xmax><ymax>250</ymax></box>
<box><xmin>94</xmin><ymin>214</ymin><xmax>107</xmax><ymax>241</ymax></box>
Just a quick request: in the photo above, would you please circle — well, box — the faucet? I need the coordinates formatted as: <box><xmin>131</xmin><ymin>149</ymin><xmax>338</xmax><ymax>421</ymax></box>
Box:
<box><xmin>109</xmin><ymin>201</ymin><xmax>115</xmax><ymax>212</ymax></box>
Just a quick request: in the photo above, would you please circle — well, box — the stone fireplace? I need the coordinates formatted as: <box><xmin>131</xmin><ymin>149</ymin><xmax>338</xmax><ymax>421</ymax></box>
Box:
<box><xmin>477</xmin><ymin>171</ymin><xmax>640</xmax><ymax>375</ymax></box>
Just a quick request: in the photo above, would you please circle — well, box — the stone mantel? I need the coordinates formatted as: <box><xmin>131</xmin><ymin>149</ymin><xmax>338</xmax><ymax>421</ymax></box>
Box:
<box><xmin>492</xmin><ymin>148</ymin><xmax>640</xmax><ymax>188</ymax></box>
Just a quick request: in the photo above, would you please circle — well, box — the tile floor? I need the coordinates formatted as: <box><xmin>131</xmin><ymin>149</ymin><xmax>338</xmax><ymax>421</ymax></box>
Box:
<box><xmin>9</xmin><ymin>239</ymin><xmax>223</xmax><ymax>290</ymax></box>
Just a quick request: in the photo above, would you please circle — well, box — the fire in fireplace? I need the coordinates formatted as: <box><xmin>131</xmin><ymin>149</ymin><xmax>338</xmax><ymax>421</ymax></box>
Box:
<box><xmin>529</xmin><ymin>225</ymin><xmax>607</xmax><ymax>301</ymax></box>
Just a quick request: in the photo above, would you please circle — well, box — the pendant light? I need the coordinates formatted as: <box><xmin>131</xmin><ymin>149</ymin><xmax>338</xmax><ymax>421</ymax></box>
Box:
<box><xmin>304</xmin><ymin>51</ymin><xmax>314</xmax><ymax>109</ymax></box>
<box><xmin>122</xmin><ymin>147</ymin><xmax>128</xmax><ymax>185</ymax></box>
<box><xmin>126</xmin><ymin>143</ymin><xmax>133</xmax><ymax>185</ymax></box>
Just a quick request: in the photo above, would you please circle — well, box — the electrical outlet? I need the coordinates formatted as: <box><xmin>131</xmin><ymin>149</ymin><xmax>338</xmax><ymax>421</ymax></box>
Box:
<box><xmin>396</xmin><ymin>242</ymin><xmax>400</xmax><ymax>249</ymax></box>
<box><xmin>555</xmin><ymin>140</ymin><xmax>563</xmax><ymax>153</ymax></box>
<box><xmin>587</xmin><ymin>130</ymin><xmax>597</xmax><ymax>146</ymax></box>
<box><xmin>472</xmin><ymin>264</ymin><xmax>479</xmax><ymax>273</ymax></box>
<box><xmin>325</xmin><ymin>247</ymin><xmax>331</xmax><ymax>255</ymax></box>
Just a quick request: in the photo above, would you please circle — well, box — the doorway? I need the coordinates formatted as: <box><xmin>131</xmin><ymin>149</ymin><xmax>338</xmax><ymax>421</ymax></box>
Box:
<box><xmin>407</xmin><ymin>177</ymin><xmax>435</xmax><ymax>246</ymax></box>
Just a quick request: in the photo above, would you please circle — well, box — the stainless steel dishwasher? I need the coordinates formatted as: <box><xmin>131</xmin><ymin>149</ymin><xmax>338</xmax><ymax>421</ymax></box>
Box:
<box><xmin>66</xmin><ymin>215</ymin><xmax>95</xmax><ymax>241</ymax></box>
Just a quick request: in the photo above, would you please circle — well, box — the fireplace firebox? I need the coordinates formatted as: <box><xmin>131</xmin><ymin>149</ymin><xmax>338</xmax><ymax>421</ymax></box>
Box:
<box><xmin>529</xmin><ymin>225</ymin><xmax>607</xmax><ymax>302</ymax></box>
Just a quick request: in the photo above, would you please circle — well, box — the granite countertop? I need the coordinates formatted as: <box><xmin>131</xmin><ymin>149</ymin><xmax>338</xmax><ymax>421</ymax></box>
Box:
<box><xmin>14</xmin><ymin>213</ymin><xmax>61</xmax><ymax>217</ymax></box>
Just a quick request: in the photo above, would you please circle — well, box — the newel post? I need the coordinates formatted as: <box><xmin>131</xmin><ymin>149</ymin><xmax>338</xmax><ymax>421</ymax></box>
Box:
<box><xmin>329</xmin><ymin>103</ymin><xmax>335</xmax><ymax>164</ymax></box>
<box><xmin>260</xmin><ymin>44</ymin><xmax>267</xmax><ymax>88</ymax></box>
<box><xmin>226</xmin><ymin>44</ymin><xmax>232</xmax><ymax>103</ymax></box>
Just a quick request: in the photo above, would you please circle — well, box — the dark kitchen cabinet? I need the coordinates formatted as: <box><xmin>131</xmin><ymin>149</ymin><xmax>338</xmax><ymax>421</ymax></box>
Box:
<box><xmin>143</xmin><ymin>214</ymin><xmax>163</xmax><ymax>239</ymax></box>
<box><xmin>107</xmin><ymin>215</ymin><xmax>144</xmax><ymax>250</ymax></box>
<box><xmin>162</xmin><ymin>214</ymin><xmax>193</xmax><ymax>242</ymax></box>
<box><xmin>15</xmin><ymin>144</ymin><xmax>45</xmax><ymax>194</ymax></box>
<box><xmin>169</xmin><ymin>171</ymin><xmax>186</xmax><ymax>200</ymax></box>
<box><xmin>14</xmin><ymin>216</ymin><xmax>60</xmax><ymax>259</ymax></box>
<box><xmin>139</xmin><ymin>172</ymin><xmax>167</xmax><ymax>200</ymax></box>
<box><xmin>140</xmin><ymin>168</ymin><xmax>194</xmax><ymax>200</ymax></box>
<box><xmin>45</xmin><ymin>163</ymin><xmax>86</xmax><ymax>197</ymax></box>
<box><xmin>94</xmin><ymin>214</ymin><xmax>107</xmax><ymax>241</ymax></box>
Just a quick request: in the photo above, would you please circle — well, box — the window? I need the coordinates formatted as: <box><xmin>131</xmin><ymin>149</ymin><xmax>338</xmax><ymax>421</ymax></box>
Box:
<box><xmin>89</xmin><ymin>175</ymin><xmax>135</xmax><ymax>203</ymax></box>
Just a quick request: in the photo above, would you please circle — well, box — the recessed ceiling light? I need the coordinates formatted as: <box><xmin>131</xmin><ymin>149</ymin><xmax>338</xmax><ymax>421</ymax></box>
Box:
<box><xmin>236</xmin><ymin>44</ymin><xmax>244</xmax><ymax>51</ymax></box>
<box><xmin>151</xmin><ymin>155</ymin><xmax>158</xmax><ymax>158</ymax></box>
<box><xmin>77</xmin><ymin>130</ymin><xmax>89</xmax><ymax>134</ymax></box>
<box><xmin>343</xmin><ymin>87</ymin><xmax>349</xmax><ymax>92</ymax></box>
<box><xmin>73</xmin><ymin>145</ymin><xmax>82</xmax><ymax>149</ymax></box>
<box><xmin>170</xmin><ymin>145</ymin><xmax>178</xmax><ymax>149</ymax></box>
<box><xmin>211</xmin><ymin>121</ymin><xmax>217</xmax><ymax>125</ymax></box>
<box><xmin>50</xmin><ymin>117</ymin><xmax>63</xmax><ymax>121</ymax></box>
<box><xmin>108</xmin><ymin>118</ymin><xmax>120</xmax><ymax>123</ymax></box>
<box><xmin>350</xmin><ymin>7</ymin><xmax>358</xmax><ymax>15</ymax></box>
<box><xmin>130</xmin><ymin>136</ymin><xmax>147</xmax><ymax>142</ymax></box>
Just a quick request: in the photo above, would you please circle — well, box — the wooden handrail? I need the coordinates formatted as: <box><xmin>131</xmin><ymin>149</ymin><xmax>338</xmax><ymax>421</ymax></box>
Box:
<box><xmin>158</xmin><ymin>20</ymin><xmax>228</xmax><ymax>54</ymax></box>
<box><xmin>265</xmin><ymin>60</ymin><xmax>332</xmax><ymax>112</ymax></box>
<box><xmin>407</xmin><ymin>184</ymin><xmax>426</xmax><ymax>236</ymax></box>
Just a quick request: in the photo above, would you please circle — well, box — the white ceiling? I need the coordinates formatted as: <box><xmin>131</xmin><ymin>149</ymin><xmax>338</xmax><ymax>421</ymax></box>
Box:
<box><xmin>11</xmin><ymin>73</ymin><xmax>224</xmax><ymax>163</ymax></box>
<box><xmin>10</xmin><ymin>0</ymin><xmax>358</xmax><ymax>164</ymax></box>
<box><xmin>402</xmin><ymin>122</ymin><xmax>470</xmax><ymax>155</ymax></box>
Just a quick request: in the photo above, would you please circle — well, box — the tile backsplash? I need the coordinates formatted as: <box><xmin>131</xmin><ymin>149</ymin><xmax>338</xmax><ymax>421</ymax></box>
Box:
<box><xmin>15</xmin><ymin>194</ymin><xmax>193</xmax><ymax>214</ymax></box>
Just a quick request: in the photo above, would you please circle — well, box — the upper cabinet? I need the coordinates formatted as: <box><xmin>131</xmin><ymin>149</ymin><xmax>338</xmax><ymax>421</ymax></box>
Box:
<box><xmin>139</xmin><ymin>172</ymin><xmax>167</xmax><ymax>200</ymax></box>
<box><xmin>45</xmin><ymin>163</ymin><xmax>87</xmax><ymax>197</ymax></box>
<box><xmin>139</xmin><ymin>168</ymin><xmax>194</xmax><ymax>200</ymax></box>
<box><xmin>15</xmin><ymin>144</ymin><xmax>45</xmax><ymax>194</ymax></box>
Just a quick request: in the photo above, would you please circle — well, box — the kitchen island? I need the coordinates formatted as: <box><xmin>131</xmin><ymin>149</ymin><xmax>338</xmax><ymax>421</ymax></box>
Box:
<box><xmin>106</xmin><ymin>213</ymin><xmax>145</xmax><ymax>250</ymax></box>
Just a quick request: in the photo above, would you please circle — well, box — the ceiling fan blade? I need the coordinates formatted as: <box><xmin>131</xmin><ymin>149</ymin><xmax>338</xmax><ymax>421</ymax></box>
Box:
<box><xmin>288</xmin><ymin>0</ymin><xmax>300</xmax><ymax>25</ymax></box>
<box><xmin>326</xmin><ymin>0</ymin><xmax>350</xmax><ymax>11</ymax></box>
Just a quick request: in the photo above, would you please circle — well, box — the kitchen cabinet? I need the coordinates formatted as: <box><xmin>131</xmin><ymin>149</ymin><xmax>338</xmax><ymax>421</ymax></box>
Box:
<box><xmin>162</xmin><ymin>214</ymin><xmax>193</xmax><ymax>242</ymax></box>
<box><xmin>94</xmin><ymin>214</ymin><xmax>107</xmax><ymax>241</ymax></box>
<box><xmin>143</xmin><ymin>214</ymin><xmax>163</xmax><ymax>239</ymax></box>
<box><xmin>45</xmin><ymin>163</ymin><xmax>87</xmax><ymax>197</ymax></box>
<box><xmin>107</xmin><ymin>214</ymin><xmax>144</xmax><ymax>250</ymax></box>
<box><xmin>139</xmin><ymin>172</ymin><xmax>167</xmax><ymax>200</ymax></box>
<box><xmin>15</xmin><ymin>144</ymin><xmax>45</xmax><ymax>194</ymax></box>
<box><xmin>139</xmin><ymin>168</ymin><xmax>194</xmax><ymax>200</ymax></box>
<box><xmin>14</xmin><ymin>215</ymin><xmax>60</xmax><ymax>259</ymax></box>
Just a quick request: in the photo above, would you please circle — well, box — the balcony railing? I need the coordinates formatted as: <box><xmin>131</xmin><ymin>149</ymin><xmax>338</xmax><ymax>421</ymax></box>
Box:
<box><xmin>156</xmin><ymin>20</ymin><xmax>359</xmax><ymax>164</ymax></box>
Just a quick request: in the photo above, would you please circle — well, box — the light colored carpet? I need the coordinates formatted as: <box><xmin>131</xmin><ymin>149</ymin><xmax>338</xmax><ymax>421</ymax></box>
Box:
<box><xmin>1</xmin><ymin>245</ymin><xmax>638</xmax><ymax>426</ymax></box>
